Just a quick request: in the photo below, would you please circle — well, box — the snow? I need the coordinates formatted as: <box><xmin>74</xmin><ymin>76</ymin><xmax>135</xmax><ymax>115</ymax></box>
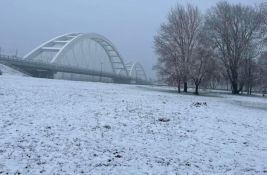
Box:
<box><xmin>0</xmin><ymin>75</ymin><xmax>267</xmax><ymax>174</ymax></box>
<box><xmin>0</xmin><ymin>64</ymin><xmax>27</xmax><ymax>77</ymax></box>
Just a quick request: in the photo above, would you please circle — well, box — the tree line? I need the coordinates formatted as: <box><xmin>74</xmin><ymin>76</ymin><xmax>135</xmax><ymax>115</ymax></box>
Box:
<box><xmin>154</xmin><ymin>1</ymin><xmax>267</xmax><ymax>95</ymax></box>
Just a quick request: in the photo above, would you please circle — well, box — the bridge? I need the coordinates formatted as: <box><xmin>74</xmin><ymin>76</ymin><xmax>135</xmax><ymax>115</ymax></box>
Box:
<box><xmin>0</xmin><ymin>33</ymin><xmax>149</xmax><ymax>85</ymax></box>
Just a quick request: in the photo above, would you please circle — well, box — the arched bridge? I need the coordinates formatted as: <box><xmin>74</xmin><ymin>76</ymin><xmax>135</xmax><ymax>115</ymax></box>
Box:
<box><xmin>126</xmin><ymin>62</ymin><xmax>148</xmax><ymax>83</ymax></box>
<box><xmin>0</xmin><ymin>33</ymin><xmax>149</xmax><ymax>84</ymax></box>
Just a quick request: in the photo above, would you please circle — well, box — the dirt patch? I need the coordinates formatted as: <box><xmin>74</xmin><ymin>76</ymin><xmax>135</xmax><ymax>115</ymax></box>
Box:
<box><xmin>158</xmin><ymin>118</ymin><xmax>170</xmax><ymax>122</ymax></box>
<box><xmin>191</xmin><ymin>102</ymin><xmax>207</xmax><ymax>107</ymax></box>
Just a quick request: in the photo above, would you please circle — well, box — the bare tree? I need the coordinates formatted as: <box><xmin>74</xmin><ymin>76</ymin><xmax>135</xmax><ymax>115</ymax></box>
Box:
<box><xmin>154</xmin><ymin>33</ymin><xmax>183</xmax><ymax>92</ymax></box>
<box><xmin>189</xmin><ymin>34</ymin><xmax>215</xmax><ymax>94</ymax></box>
<box><xmin>154</xmin><ymin>4</ymin><xmax>202</xmax><ymax>93</ymax></box>
<box><xmin>207</xmin><ymin>62</ymin><xmax>226</xmax><ymax>90</ymax></box>
<box><xmin>205</xmin><ymin>1</ymin><xmax>266</xmax><ymax>94</ymax></box>
<box><xmin>259</xmin><ymin>1</ymin><xmax>267</xmax><ymax>95</ymax></box>
<box><xmin>258</xmin><ymin>52</ymin><xmax>267</xmax><ymax>95</ymax></box>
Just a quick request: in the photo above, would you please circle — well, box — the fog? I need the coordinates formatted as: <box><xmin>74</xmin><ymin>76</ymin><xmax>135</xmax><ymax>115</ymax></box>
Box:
<box><xmin>0</xmin><ymin>0</ymin><xmax>264</xmax><ymax>79</ymax></box>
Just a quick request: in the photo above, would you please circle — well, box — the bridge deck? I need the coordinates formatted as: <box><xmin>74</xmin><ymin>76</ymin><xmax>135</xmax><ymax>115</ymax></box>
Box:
<box><xmin>0</xmin><ymin>54</ymin><xmax>149</xmax><ymax>85</ymax></box>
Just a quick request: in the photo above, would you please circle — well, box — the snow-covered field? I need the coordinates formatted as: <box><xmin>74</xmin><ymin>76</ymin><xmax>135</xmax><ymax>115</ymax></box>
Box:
<box><xmin>0</xmin><ymin>64</ymin><xmax>27</xmax><ymax>77</ymax></box>
<box><xmin>0</xmin><ymin>75</ymin><xmax>267</xmax><ymax>175</ymax></box>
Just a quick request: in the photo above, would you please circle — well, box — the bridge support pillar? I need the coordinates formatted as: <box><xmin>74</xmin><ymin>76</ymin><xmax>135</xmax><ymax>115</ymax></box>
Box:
<box><xmin>113</xmin><ymin>78</ymin><xmax>131</xmax><ymax>84</ymax></box>
<box><xmin>26</xmin><ymin>69</ymin><xmax>55</xmax><ymax>79</ymax></box>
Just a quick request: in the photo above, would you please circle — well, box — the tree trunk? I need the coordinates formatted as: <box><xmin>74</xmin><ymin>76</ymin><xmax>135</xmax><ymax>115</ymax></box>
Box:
<box><xmin>184</xmin><ymin>82</ymin><xmax>188</xmax><ymax>92</ymax></box>
<box><xmin>195</xmin><ymin>84</ymin><xmax>199</xmax><ymax>95</ymax></box>
<box><xmin>231</xmin><ymin>82</ymin><xmax>239</xmax><ymax>94</ymax></box>
<box><xmin>177</xmin><ymin>79</ymin><xmax>181</xmax><ymax>93</ymax></box>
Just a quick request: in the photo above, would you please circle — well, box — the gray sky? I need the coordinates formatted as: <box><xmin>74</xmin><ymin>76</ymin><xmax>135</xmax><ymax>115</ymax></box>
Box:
<box><xmin>0</xmin><ymin>0</ymin><xmax>264</xmax><ymax>79</ymax></box>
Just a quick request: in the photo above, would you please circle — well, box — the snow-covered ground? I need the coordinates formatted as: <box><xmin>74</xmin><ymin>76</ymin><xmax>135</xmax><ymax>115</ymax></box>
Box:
<box><xmin>0</xmin><ymin>64</ymin><xmax>28</xmax><ymax>77</ymax></box>
<box><xmin>0</xmin><ymin>75</ymin><xmax>267</xmax><ymax>174</ymax></box>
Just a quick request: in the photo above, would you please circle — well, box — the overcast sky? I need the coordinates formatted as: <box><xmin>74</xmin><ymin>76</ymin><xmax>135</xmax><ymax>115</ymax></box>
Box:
<box><xmin>0</xmin><ymin>0</ymin><xmax>264</xmax><ymax>79</ymax></box>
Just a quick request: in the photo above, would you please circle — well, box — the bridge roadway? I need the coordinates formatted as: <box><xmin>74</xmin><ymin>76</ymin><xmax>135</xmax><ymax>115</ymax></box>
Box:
<box><xmin>0</xmin><ymin>54</ymin><xmax>149</xmax><ymax>85</ymax></box>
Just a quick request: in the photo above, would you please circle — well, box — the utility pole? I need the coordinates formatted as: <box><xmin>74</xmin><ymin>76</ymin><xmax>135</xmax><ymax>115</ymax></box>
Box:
<box><xmin>135</xmin><ymin>66</ymin><xmax>137</xmax><ymax>83</ymax></box>
<box><xmin>15</xmin><ymin>49</ymin><xmax>18</xmax><ymax>57</ymax></box>
<box><xmin>100</xmin><ymin>62</ymin><xmax>103</xmax><ymax>82</ymax></box>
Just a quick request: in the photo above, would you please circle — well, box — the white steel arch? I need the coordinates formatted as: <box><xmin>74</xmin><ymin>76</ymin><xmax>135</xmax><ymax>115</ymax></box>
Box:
<box><xmin>126</xmin><ymin>62</ymin><xmax>148</xmax><ymax>81</ymax></box>
<box><xmin>24</xmin><ymin>33</ymin><xmax>129</xmax><ymax>77</ymax></box>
